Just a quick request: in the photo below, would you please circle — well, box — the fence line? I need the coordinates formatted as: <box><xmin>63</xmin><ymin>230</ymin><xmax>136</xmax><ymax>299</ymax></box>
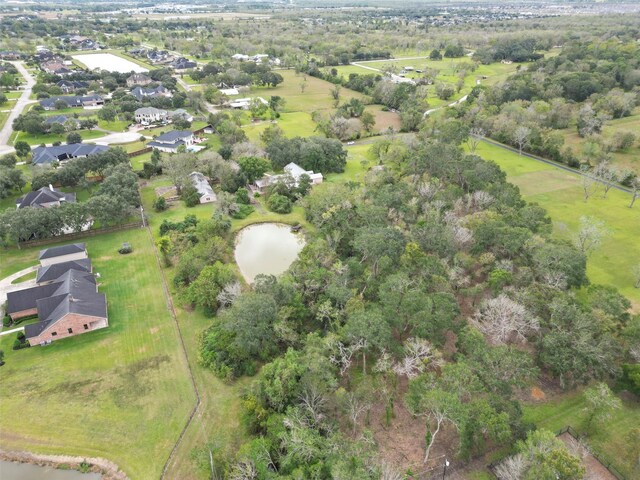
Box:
<box><xmin>18</xmin><ymin>221</ymin><xmax>144</xmax><ymax>248</ymax></box>
<box><xmin>128</xmin><ymin>146</ymin><xmax>152</xmax><ymax>158</ymax></box>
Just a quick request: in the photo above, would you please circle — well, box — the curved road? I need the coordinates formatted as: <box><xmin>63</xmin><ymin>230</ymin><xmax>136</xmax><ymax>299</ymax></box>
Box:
<box><xmin>0</xmin><ymin>61</ymin><xmax>37</xmax><ymax>155</ymax></box>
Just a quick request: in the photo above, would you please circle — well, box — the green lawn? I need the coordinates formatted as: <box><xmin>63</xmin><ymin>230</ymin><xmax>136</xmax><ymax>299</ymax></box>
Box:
<box><xmin>475</xmin><ymin>140</ymin><xmax>640</xmax><ymax>310</ymax></box>
<box><xmin>12</xmin><ymin>129</ymin><xmax>106</xmax><ymax>146</ymax></box>
<box><xmin>0</xmin><ymin>110</ymin><xmax>8</xmax><ymax>131</ymax></box>
<box><xmin>247</xmin><ymin>69</ymin><xmax>367</xmax><ymax>114</ymax></box>
<box><xmin>243</xmin><ymin>112</ymin><xmax>318</xmax><ymax>143</ymax></box>
<box><xmin>325</xmin><ymin>144</ymin><xmax>374</xmax><ymax>184</ymax></box>
<box><xmin>0</xmin><ymin>229</ymin><xmax>195</xmax><ymax>479</ymax></box>
<box><xmin>523</xmin><ymin>390</ymin><xmax>640</xmax><ymax>478</ymax></box>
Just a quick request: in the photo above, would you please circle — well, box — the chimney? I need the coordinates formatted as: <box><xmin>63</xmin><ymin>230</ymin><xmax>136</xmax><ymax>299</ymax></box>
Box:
<box><xmin>49</xmin><ymin>184</ymin><xmax>54</xmax><ymax>191</ymax></box>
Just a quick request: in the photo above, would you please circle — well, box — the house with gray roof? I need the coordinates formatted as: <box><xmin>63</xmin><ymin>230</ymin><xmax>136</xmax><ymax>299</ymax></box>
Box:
<box><xmin>127</xmin><ymin>73</ymin><xmax>152</xmax><ymax>87</ymax></box>
<box><xmin>147</xmin><ymin>130</ymin><xmax>195</xmax><ymax>153</ymax></box>
<box><xmin>39</xmin><ymin>243</ymin><xmax>88</xmax><ymax>266</ymax></box>
<box><xmin>39</xmin><ymin>94</ymin><xmax>104</xmax><ymax>111</ymax></box>
<box><xmin>7</xmin><ymin>269</ymin><xmax>108</xmax><ymax>346</ymax></box>
<box><xmin>56</xmin><ymin>80</ymin><xmax>89</xmax><ymax>93</ymax></box>
<box><xmin>130</xmin><ymin>84</ymin><xmax>172</xmax><ymax>101</ymax></box>
<box><xmin>31</xmin><ymin>144</ymin><xmax>108</xmax><ymax>166</ymax></box>
<box><xmin>36</xmin><ymin>258</ymin><xmax>92</xmax><ymax>284</ymax></box>
<box><xmin>16</xmin><ymin>186</ymin><xmax>76</xmax><ymax>209</ymax></box>
<box><xmin>188</xmin><ymin>172</ymin><xmax>217</xmax><ymax>204</ymax></box>
<box><xmin>134</xmin><ymin>107</ymin><xmax>169</xmax><ymax>125</ymax></box>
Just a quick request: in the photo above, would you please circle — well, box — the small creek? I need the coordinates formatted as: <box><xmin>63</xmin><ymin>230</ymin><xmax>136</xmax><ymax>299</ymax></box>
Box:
<box><xmin>234</xmin><ymin>223</ymin><xmax>306</xmax><ymax>283</ymax></box>
<box><xmin>0</xmin><ymin>461</ymin><xmax>101</xmax><ymax>480</ymax></box>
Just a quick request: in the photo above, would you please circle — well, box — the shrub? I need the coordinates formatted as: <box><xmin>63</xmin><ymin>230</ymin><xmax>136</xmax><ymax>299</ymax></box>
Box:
<box><xmin>235</xmin><ymin>187</ymin><xmax>250</xmax><ymax>205</ymax></box>
<box><xmin>267</xmin><ymin>193</ymin><xmax>292</xmax><ymax>214</ymax></box>
<box><xmin>2</xmin><ymin>315</ymin><xmax>11</xmax><ymax>328</ymax></box>
<box><xmin>17</xmin><ymin>331</ymin><xmax>25</xmax><ymax>341</ymax></box>
<box><xmin>153</xmin><ymin>196</ymin><xmax>167</xmax><ymax>212</ymax></box>
<box><xmin>118</xmin><ymin>243</ymin><xmax>133</xmax><ymax>254</ymax></box>
<box><xmin>230</xmin><ymin>203</ymin><xmax>254</xmax><ymax>219</ymax></box>
<box><xmin>182</xmin><ymin>186</ymin><xmax>201</xmax><ymax>207</ymax></box>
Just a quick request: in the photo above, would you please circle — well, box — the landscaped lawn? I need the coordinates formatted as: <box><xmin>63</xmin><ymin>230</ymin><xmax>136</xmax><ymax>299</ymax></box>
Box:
<box><xmin>0</xmin><ymin>229</ymin><xmax>195</xmax><ymax>479</ymax></box>
<box><xmin>12</xmin><ymin>129</ymin><xmax>107</xmax><ymax>146</ymax></box>
<box><xmin>523</xmin><ymin>390</ymin><xmax>640</xmax><ymax>478</ymax></box>
<box><xmin>474</xmin><ymin>140</ymin><xmax>640</xmax><ymax>310</ymax></box>
<box><xmin>243</xmin><ymin>112</ymin><xmax>318</xmax><ymax>143</ymax></box>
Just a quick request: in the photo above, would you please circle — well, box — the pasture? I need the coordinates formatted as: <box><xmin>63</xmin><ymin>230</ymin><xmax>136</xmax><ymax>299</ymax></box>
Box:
<box><xmin>475</xmin><ymin>140</ymin><xmax>640</xmax><ymax>310</ymax></box>
<box><xmin>0</xmin><ymin>229</ymin><xmax>196</xmax><ymax>479</ymax></box>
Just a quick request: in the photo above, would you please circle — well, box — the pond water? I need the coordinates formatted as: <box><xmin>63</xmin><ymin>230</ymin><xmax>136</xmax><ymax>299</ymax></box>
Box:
<box><xmin>234</xmin><ymin>223</ymin><xmax>306</xmax><ymax>283</ymax></box>
<box><xmin>0</xmin><ymin>461</ymin><xmax>102</xmax><ymax>480</ymax></box>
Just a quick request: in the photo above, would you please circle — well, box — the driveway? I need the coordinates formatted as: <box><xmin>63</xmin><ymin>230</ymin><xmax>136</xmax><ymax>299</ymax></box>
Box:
<box><xmin>0</xmin><ymin>61</ymin><xmax>37</xmax><ymax>155</ymax></box>
<box><xmin>0</xmin><ymin>265</ymin><xmax>38</xmax><ymax>319</ymax></box>
<box><xmin>93</xmin><ymin>131</ymin><xmax>146</xmax><ymax>145</ymax></box>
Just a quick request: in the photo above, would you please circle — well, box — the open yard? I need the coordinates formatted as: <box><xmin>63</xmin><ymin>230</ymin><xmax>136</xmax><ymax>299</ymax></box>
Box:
<box><xmin>523</xmin><ymin>389</ymin><xmax>640</xmax><ymax>479</ymax></box>
<box><xmin>72</xmin><ymin>53</ymin><xmax>149</xmax><ymax>73</ymax></box>
<box><xmin>0</xmin><ymin>229</ymin><xmax>195</xmax><ymax>479</ymax></box>
<box><xmin>475</xmin><ymin>140</ymin><xmax>640</xmax><ymax>310</ymax></box>
<box><xmin>12</xmin><ymin>129</ymin><xmax>107</xmax><ymax>146</ymax></box>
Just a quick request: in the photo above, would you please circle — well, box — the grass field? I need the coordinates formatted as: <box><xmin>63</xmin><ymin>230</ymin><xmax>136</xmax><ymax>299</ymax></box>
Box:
<box><xmin>248</xmin><ymin>69</ymin><xmax>367</xmax><ymax>114</ymax></box>
<box><xmin>560</xmin><ymin>112</ymin><xmax>640</xmax><ymax>174</ymax></box>
<box><xmin>0</xmin><ymin>229</ymin><xmax>196</xmax><ymax>479</ymax></box>
<box><xmin>475</xmin><ymin>141</ymin><xmax>640</xmax><ymax>310</ymax></box>
<box><xmin>12</xmin><ymin>129</ymin><xmax>107</xmax><ymax>146</ymax></box>
<box><xmin>523</xmin><ymin>390</ymin><xmax>640</xmax><ymax>478</ymax></box>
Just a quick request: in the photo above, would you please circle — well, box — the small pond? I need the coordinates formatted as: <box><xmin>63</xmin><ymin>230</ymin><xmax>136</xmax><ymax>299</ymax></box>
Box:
<box><xmin>0</xmin><ymin>461</ymin><xmax>101</xmax><ymax>480</ymax></box>
<box><xmin>234</xmin><ymin>223</ymin><xmax>306</xmax><ymax>283</ymax></box>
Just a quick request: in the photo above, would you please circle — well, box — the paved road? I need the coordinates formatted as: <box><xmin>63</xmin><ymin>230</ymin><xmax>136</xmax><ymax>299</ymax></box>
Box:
<box><xmin>0</xmin><ymin>61</ymin><xmax>37</xmax><ymax>155</ymax></box>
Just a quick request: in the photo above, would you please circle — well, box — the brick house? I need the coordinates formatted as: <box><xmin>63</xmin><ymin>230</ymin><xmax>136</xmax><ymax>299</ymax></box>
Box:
<box><xmin>7</xmin><ymin>268</ymin><xmax>108</xmax><ymax>346</ymax></box>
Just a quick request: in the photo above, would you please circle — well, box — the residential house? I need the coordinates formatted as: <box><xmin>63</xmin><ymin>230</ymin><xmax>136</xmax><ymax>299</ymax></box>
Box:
<box><xmin>170</xmin><ymin>57</ymin><xmax>197</xmax><ymax>71</ymax></box>
<box><xmin>228</xmin><ymin>97</ymin><xmax>268</xmax><ymax>110</ymax></box>
<box><xmin>170</xmin><ymin>108</ymin><xmax>193</xmax><ymax>122</ymax></box>
<box><xmin>0</xmin><ymin>51</ymin><xmax>22</xmax><ymax>60</ymax></box>
<box><xmin>39</xmin><ymin>94</ymin><xmax>104</xmax><ymax>110</ymax></box>
<box><xmin>147</xmin><ymin>50</ymin><xmax>171</xmax><ymax>64</ymax></box>
<box><xmin>130</xmin><ymin>84</ymin><xmax>172</xmax><ymax>101</ymax></box>
<box><xmin>38</xmin><ymin>243</ymin><xmax>88</xmax><ymax>267</ymax></box>
<box><xmin>56</xmin><ymin>80</ymin><xmax>89</xmax><ymax>93</ymax></box>
<box><xmin>7</xmin><ymin>269</ymin><xmax>108</xmax><ymax>346</ymax></box>
<box><xmin>41</xmin><ymin>60</ymin><xmax>70</xmax><ymax>75</ymax></box>
<box><xmin>147</xmin><ymin>130</ymin><xmax>195</xmax><ymax>153</ymax></box>
<box><xmin>36</xmin><ymin>258</ymin><xmax>92</xmax><ymax>284</ymax></box>
<box><xmin>126</xmin><ymin>73</ymin><xmax>152</xmax><ymax>87</ymax></box>
<box><xmin>188</xmin><ymin>172</ymin><xmax>217</xmax><ymax>203</ymax></box>
<box><xmin>134</xmin><ymin>106</ymin><xmax>169</xmax><ymax>125</ymax></box>
<box><xmin>16</xmin><ymin>185</ymin><xmax>76</xmax><ymax>209</ymax></box>
<box><xmin>43</xmin><ymin>115</ymin><xmax>74</xmax><ymax>127</ymax></box>
<box><xmin>232</xmin><ymin>53</ymin><xmax>250</xmax><ymax>61</ymax></box>
<box><xmin>31</xmin><ymin>144</ymin><xmax>108</xmax><ymax>166</ymax></box>
<box><xmin>251</xmin><ymin>162</ymin><xmax>323</xmax><ymax>194</ymax></box>
<box><xmin>65</xmin><ymin>35</ymin><xmax>99</xmax><ymax>51</ymax></box>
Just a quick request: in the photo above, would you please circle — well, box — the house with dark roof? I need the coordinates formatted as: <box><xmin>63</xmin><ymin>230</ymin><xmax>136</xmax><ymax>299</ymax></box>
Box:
<box><xmin>147</xmin><ymin>50</ymin><xmax>171</xmax><ymax>64</ymax></box>
<box><xmin>39</xmin><ymin>243</ymin><xmax>88</xmax><ymax>267</ymax></box>
<box><xmin>7</xmin><ymin>269</ymin><xmax>108</xmax><ymax>346</ymax></box>
<box><xmin>36</xmin><ymin>258</ymin><xmax>92</xmax><ymax>284</ymax></box>
<box><xmin>170</xmin><ymin>57</ymin><xmax>197</xmax><ymax>71</ymax></box>
<box><xmin>57</xmin><ymin>80</ymin><xmax>89</xmax><ymax>94</ymax></box>
<box><xmin>188</xmin><ymin>172</ymin><xmax>217</xmax><ymax>204</ymax></box>
<box><xmin>16</xmin><ymin>186</ymin><xmax>75</xmax><ymax>209</ymax></box>
<box><xmin>43</xmin><ymin>115</ymin><xmax>80</xmax><ymax>129</ymax></box>
<box><xmin>31</xmin><ymin>144</ymin><xmax>108</xmax><ymax>166</ymax></box>
<box><xmin>126</xmin><ymin>73</ymin><xmax>152</xmax><ymax>87</ymax></box>
<box><xmin>147</xmin><ymin>130</ymin><xmax>195</xmax><ymax>153</ymax></box>
<box><xmin>40</xmin><ymin>95</ymin><xmax>104</xmax><ymax>111</ymax></box>
<box><xmin>130</xmin><ymin>84</ymin><xmax>172</xmax><ymax>101</ymax></box>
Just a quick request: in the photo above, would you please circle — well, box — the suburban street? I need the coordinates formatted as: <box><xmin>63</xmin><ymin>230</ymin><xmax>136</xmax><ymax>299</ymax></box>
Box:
<box><xmin>0</xmin><ymin>61</ymin><xmax>37</xmax><ymax>155</ymax></box>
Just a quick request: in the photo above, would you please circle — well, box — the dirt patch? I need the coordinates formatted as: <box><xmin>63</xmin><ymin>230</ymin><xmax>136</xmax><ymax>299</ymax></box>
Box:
<box><xmin>149</xmin><ymin>327</ymin><xmax>159</xmax><ymax>334</ymax></box>
<box><xmin>0</xmin><ymin>449</ymin><xmax>128</xmax><ymax>480</ymax></box>
<box><xmin>531</xmin><ymin>386</ymin><xmax>546</xmax><ymax>401</ymax></box>
<box><xmin>558</xmin><ymin>432</ymin><xmax>618</xmax><ymax>480</ymax></box>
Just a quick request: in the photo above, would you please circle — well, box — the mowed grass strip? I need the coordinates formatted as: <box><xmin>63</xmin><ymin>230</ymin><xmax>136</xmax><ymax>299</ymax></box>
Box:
<box><xmin>0</xmin><ymin>229</ymin><xmax>195</xmax><ymax>479</ymax></box>
<box><xmin>475</xmin><ymin>141</ymin><xmax>640</xmax><ymax>310</ymax></box>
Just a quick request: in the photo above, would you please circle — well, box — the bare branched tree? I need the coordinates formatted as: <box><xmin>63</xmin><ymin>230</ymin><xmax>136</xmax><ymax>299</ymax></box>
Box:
<box><xmin>593</xmin><ymin>161</ymin><xmax>618</xmax><ymax>198</ymax></box>
<box><xmin>472</xmin><ymin>294</ymin><xmax>539</xmax><ymax>345</ymax></box>
<box><xmin>495</xmin><ymin>453</ymin><xmax>529</xmax><ymax>480</ymax></box>
<box><xmin>513</xmin><ymin>125</ymin><xmax>531</xmax><ymax>155</ymax></box>
<box><xmin>580</xmin><ymin>165</ymin><xmax>599</xmax><ymax>202</ymax></box>
<box><xmin>573</xmin><ymin>216</ymin><xmax>610</xmax><ymax>256</ymax></box>
<box><xmin>329</xmin><ymin>339</ymin><xmax>365</xmax><ymax>376</ymax></box>
<box><xmin>466</xmin><ymin>127</ymin><xmax>485</xmax><ymax>153</ymax></box>
<box><xmin>217</xmin><ymin>281</ymin><xmax>242</xmax><ymax>307</ymax></box>
<box><xmin>392</xmin><ymin>338</ymin><xmax>442</xmax><ymax>379</ymax></box>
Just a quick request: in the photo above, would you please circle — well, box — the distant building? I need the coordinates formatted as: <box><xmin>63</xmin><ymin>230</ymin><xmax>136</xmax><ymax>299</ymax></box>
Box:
<box><xmin>31</xmin><ymin>144</ymin><xmax>108</xmax><ymax>166</ymax></box>
<box><xmin>188</xmin><ymin>172</ymin><xmax>216</xmax><ymax>203</ymax></box>
<box><xmin>130</xmin><ymin>84</ymin><xmax>172</xmax><ymax>101</ymax></box>
<box><xmin>170</xmin><ymin>57</ymin><xmax>197</xmax><ymax>71</ymax></box>
<box><xmin>232</xmin><ymin>53</ymin><xmax>250</xmax><ymax>61</ymax></box>
<box><xmin>147</xmin><ymin>130</ymin><xmax>195</xmax><ymax>153</ymax></box>
<box><xmin>251</xmin><ymin>162</ymin><xmax>323</xmax><ymax>194</ymax></box>
<box><xmin>16</xmin><ymin>185</ymin><xmax>76</xmax><ymax>209</ymax></box>
<box><xmin>56</xmin><ymin>80</ymin><xmax>89</xmax><ymax>93</ymax></box>
<box><xmin>134</xmin><ymin>107</ymin><xmax>192</xmax><ymax>125</ymax></box>
<box><xmin>126</xmin><ymin>73</ymin><xmax>152</xmax><ymax>87</ymax></box>
<box><xmin>228</xmin><ymin>96</ymin><xmax>268</xmax><ymax>110</ymax></box>
<box><xmin>39</xmin><ymin>94</ymin><xmax>104</xmax><ymax>110</ymax></box>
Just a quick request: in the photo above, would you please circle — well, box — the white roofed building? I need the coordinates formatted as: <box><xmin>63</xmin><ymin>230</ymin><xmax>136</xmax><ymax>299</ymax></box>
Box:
<box><xmin>251</xmin><ymin>162</ymin><xmax>323</xmax><ymax>194</ymax></box>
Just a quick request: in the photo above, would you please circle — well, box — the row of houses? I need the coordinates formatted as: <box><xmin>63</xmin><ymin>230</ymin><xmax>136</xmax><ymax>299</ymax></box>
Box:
<box><xmin>231</xmin><ymin>53</ymin><xmax>281</xmax><ymax>66</ymax></box>
<box><xmin>6</xmin><ymin>244</ymin><xmax>108</xmax><ymax>346</ymax></box>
